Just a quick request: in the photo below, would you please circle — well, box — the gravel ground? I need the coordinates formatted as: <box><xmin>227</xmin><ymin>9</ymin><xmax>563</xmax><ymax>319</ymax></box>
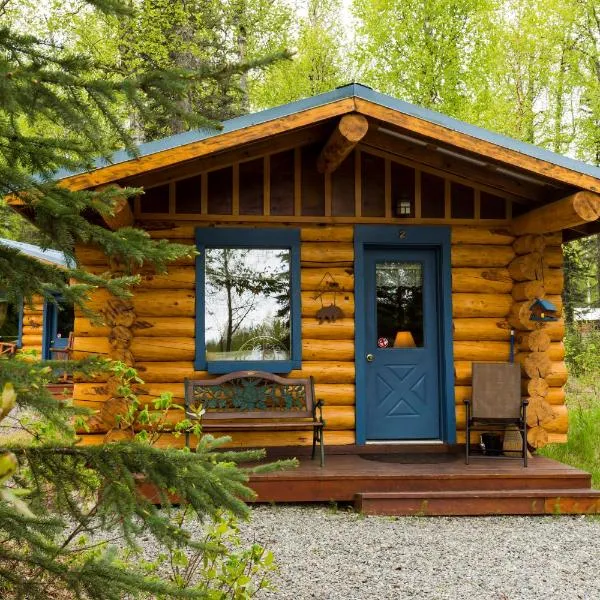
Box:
<box><xmin>236</xmin><ymin>504</ymin><xmax>600</xmax><ymax>600</ymax></box>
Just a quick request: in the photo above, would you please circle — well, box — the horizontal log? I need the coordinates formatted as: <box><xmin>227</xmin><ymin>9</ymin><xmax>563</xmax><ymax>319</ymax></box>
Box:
<box><xmin>301</xmin><ymin>291</ymin><xmax>354</xmax><ymax>318</ymax></box>
<box><xmin>452</xmin><ymin>318</ymin><xmax>511</xmax><ymax>341</ymax></box>
<box><xmin>455</xmin><ymin>404</ymin><xmax>466</xmax><ymax>429</ymax></box>
<box><xmin>452</xmin><ymin>294</ymin><xmax>512</xmax><ymax>318</ymax></box>
<box><xmin>74</xmin><ymin>381</ymin><xmax>356</xmax><ymax>409</ymax></box>
<box><xmin>512</xmin><ymin>235</ymin><xmax>546</xmax><ymax>255</ymax></box>
<box><xmin>456</xmin><ymin>431</ymin><xmax>486</xmax><ymax>444</ymax></box>
<box><xmin>82</xmin><ymin>360</ymin><xmax>357</xmax><ymax>385</ymax></box>
<box><xmin>451</xmin><ymin>226</ymin><xmax>514</xmax><ymax>246</ymax></box>
<box><xmin>22</xmin><ymin>325</ymin><xmax>43</xmax><ymax>336</ymax></box>
<box><xmin>146</xmin><ymin>225</ymin><xmax>195</xmax><ymax>240</ymax></box>
<box><xmin>454</xmin><ymin>361</ymin><xmax>473</xmax><ymax>385</ymax></box>
<box><xmin>526</xmin><ymin>397</ymin><xmax>555</xmax><ymax>427</ymax></box>
<box><xmin>541</xmin><ymin>405</ymin><xmax>568</xmax><ymax>434</ymax></box>
<box><xmin>454</xmin><ymin>386</ymin><xmax>471</xmax><ymax>404</ymax></box>
<box><xmin>22</xmin><ymin>315</ymin><xmax>43</xmax><ymax>327</ymax></box>
<box><xmin>300</xmin><ymin>226</ymin><xmax>354</xmax><ymax>242</ymax></box>
<box><xmin>74</xmin><ymin>318</ymin><xmax>110</xmax><ymax>337</ymax></box>
<box><xmin>76</xmin><ymin>243</ymin><xmax>196</xmax><ymax>267</ymax></box>
<box><xmin>508</xmin><ymin>252</ymin><xmax>542</xmax><ymax>282</ymax></box>
<box><xmin>73</xmin><ymin>337</ymin><xmax>195</xmax><ymax>361</ymax></box>
<box><xmin>301</xmin><ymin>267</ymin><xmax>354</xmax><ymax>292</ymax></box>
<box><xmin>546</xmin><ymin>387</ymin><xmax>566</xmax><ymax>405</ymax></box>
<box><xmin>75</xmin><ymin>317</ymin><xmax>194</xmax><ymax>339</ymax></box>
<box><xmin>511</xmin><ymin>190</ymin><xmax>600</xmax><ymax>235</ymax></box>
<box><xmin>301</xmin><ymin>242</ymin><xmax>354</xmax><ymax>264</ymax></box>
<box><xmin>548</xmin><ymin>342</ymin><xmax>565</xmax><ymax>361</ymax></box>
<box><xmin>21</xmin><ymin>334</ymin><xmax>43</xmax><ymax>346</ymax></box>
<box><xmin>546</xmin><ymin>362</ymin><xmax>568</xmax><ymax>387</ymax></box>
<box><xmin>302</xmin><ymin>339</ymin><xmax>354</xmax><ymax>361</ymax></box>
<box><xmin>543</xmin><ymin>319</ymin><xmax>565</xmax><ymax>341</ymax></box>
<box><xmin>453</xmin><ymin>341</ymin><xmax>511</xmax><ymax>362</ymax></box>
<box><xmin>126</xmin><ymin>405</ymin><xmax>356</xmax><ymax>431</ymax></box>
<box><xmin>516</xmin><ymin>330</ymin><xmax>551</xmax><ymax>352</ymax></box>
<box><xmin>302</xmin><ymin>319</ymin><xmax>354</xmax><ymax>340</ymax></box>
<box><xmin>315</xmin><ymin>384</ymin><xmax>355</xmax><ymax>406</ymax></box>
<box><xmin>524</xmin><ymin>377</ymin><xmax>549</xmax><ymax>398</ymax></box>
<box><xmin>451</xmin><ymin>245</ymin><xmax>515</xmax><ymax>268</ymax></box>
<box><xmin>512</xmin><ymin>281</ymin><xmax>545</xmax><ymax>302</ymax></box>
<box><xmin>133</xmin><ymin>317</ymin><xmax>195</xmax><ymax>338</ymax></box>
<box><xmin>83</xmin><ymin>289</ymin><xmax>195</xmax><ymax>317</ymax></box>
<box><xmin>516</xmin><ymin>351</ymin><xmax>552</xmax><ymax>378</ymax></box>
<box><xmin>527</xmin><ymin>426</ymin><xmax>548</xmax><ymax>449</ymax></box>
<box><xmin>508</xmin><ymin>302</ymin><xmax>536</xmax><ymax>331</ymax></box>
<box><xmin>451</xmin><ymin>268</ymin><xmax>512</xmax><ymax>294</ymax></box>
<box><xmin>135</xmin><ymin>267</ymin><xmax>195</xmax><ymax>290</ymax></box>
<box><xmin>542</xmin><ymin>267</ymin><xmax>564</xmax><ymax>295</ymax></box>
<box><xmin>290</xmin><ymin>362</ymin><xmax>355</xmax><ymax>383</ymax></box>
<box><xmin>544</xmin><ymin>232</ymin><xmax>563</xmax><ymax>245</ymax></box>
<box><xmin>76</xmin><ymin>429</ymin><xmax>356</xmax><ymax>448</ymax></box>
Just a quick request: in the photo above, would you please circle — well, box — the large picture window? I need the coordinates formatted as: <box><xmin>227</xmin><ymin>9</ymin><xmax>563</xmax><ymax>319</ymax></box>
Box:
<box><xmin>195</xmin><ymin>229</ymin><xmax>301</xmax><ymax>373</ymax></box>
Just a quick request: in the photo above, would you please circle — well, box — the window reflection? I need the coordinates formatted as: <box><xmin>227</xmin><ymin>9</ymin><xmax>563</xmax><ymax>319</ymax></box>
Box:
<box><xmin>205</xmin><ymin>248</ymin><xmax>291</xmax><ymax>361</ymax></box>
<box><xmin>376</xmin><ymin>261</ymin><xmax>424</xmax><ymax>348</ymax></box>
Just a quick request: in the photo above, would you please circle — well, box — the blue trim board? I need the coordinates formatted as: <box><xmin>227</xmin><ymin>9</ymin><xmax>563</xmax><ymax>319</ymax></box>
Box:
<box><xmin>54</xmin><ymin>82</ymin><xmax>600</xmax><ymax>184</ymax></box>
<box><xmin>354</xmin><ymin>225</ymin><xmax>456</xmax><ymax>444</ymax></box>
<box><xmin>194</xmin><ymin>228</ymin><xmax>301</xmax><ymax>374</ymax></box>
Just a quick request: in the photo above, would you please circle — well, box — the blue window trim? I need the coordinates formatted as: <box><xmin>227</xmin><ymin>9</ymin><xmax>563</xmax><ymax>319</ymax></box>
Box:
<box><xmin>354</xmin><ymin>225</ymin><xmax>456</xmax><ymax>444</ymax></box>
<box><xmin>194</xmin><ymin>228</ymin><xmax>301</xmax><ymax>374</ymax></box>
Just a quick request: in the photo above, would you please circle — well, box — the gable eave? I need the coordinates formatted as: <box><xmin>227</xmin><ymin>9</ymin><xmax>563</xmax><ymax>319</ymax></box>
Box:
<box><xmin>57</xmin><ymin>83</ymin><xmax>600</xmax><ymax>197</ymax></box>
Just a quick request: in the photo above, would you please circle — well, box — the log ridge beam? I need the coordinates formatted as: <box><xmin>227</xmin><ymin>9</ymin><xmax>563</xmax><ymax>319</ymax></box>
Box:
<box><xmin>510</xmin><ymin>190</ymin><xmax>600</xmax><ymax>235</ymax></box>
<box><xmin>317</xmin><ymin>114</ymin><xmax>369</xmax><ymax>174</ymax></box>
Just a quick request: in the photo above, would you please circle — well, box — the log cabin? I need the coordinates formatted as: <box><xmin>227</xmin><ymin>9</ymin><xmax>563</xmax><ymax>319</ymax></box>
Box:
<box><xmin>15</xmin><ymin>84</ymin><xmax>600</xmax><ymax>514</ymax></box>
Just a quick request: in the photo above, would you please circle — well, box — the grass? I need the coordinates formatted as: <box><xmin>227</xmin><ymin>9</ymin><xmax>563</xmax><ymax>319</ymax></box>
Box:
<box><xmin>539</xmin><ymin>375</ymin><xmax>600</xmax><ymax>489</ymax></box>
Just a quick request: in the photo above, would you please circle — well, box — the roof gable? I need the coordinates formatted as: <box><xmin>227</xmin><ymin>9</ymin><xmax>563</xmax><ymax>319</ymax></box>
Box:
<box><xmin>58</xmin><ymin>83</ymin><xmax>600</xmax><ymax>195</ymax></box>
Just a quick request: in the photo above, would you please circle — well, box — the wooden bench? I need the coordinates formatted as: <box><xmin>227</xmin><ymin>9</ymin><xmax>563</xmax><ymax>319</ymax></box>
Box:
<box><xmin>184</xmin><ymin>370</ymin><xmax>325</xmax><ymax>466</ymax></box>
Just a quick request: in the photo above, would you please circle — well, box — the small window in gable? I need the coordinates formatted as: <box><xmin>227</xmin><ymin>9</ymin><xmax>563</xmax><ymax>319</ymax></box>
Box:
<box><xmin>195</xmin><ymin>228</ymin><xmax>301</xmax><ymax>373</ymax></box>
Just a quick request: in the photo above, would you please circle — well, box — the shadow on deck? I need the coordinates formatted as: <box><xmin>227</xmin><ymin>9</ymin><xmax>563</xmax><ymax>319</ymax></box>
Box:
<box><xmin>249</xmin><ymin>449</ymin><xmax>600</xmax><ymax>516</ymax></box>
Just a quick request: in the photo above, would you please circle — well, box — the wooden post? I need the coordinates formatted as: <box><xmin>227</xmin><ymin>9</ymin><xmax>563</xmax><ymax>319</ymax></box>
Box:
<box><xmin>317</xmin><ymin>114</ymin><xmax>369</xmax><ymax>174</ymax></box>
<box><xmin>510</xmin><ymin>191</ymin><xmax>600</xmax><ymax>235</ymax></box>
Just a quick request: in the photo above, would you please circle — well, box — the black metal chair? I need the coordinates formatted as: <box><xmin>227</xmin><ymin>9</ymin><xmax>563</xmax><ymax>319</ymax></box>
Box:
<box><xmin>465</xmin><ymin>362</ymin><xmax>528</xmax><ymax>467</ymax></box>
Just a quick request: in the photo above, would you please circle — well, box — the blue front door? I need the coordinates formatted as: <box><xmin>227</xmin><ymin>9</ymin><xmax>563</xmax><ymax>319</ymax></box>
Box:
<box><xmin>364</xmin><ymin>248</ymin><xmax>441</xmax><ymax>440</ymax></box>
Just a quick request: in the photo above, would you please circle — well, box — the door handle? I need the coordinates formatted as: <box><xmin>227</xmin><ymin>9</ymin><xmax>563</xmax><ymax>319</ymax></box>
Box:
<box><xmin>366</xmin><ymin>353</ymin><xmax>375</xmax><ymax>362</ymax></box>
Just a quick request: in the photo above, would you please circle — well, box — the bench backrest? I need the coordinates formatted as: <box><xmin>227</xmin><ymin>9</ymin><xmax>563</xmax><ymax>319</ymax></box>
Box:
<box><xmin>185</xmin><ymin>370</ymin><xmax>315</xmax><ymax>420</ymax></box>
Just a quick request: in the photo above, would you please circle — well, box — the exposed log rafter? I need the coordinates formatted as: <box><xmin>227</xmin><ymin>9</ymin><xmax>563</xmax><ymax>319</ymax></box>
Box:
<box><xmin>96</xmin><ymin>186</ymin><xmax>135</xmax><ymax>230</ymax></box>
<box><xmin>317</xmin><ymin>114</ymin><xmax>369</xmax><ymax>174</ymax></box>
<box><xmin>510</xmin><ymin>190</ymin><xmax>600</xmax><ymax>235</ymax></box>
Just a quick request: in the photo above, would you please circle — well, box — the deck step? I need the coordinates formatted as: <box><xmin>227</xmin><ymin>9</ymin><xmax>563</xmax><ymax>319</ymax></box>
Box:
<box><xmin>355</xmin><ymin>489</ymin><xmax>600</xmax><ymax>516</ymax></box>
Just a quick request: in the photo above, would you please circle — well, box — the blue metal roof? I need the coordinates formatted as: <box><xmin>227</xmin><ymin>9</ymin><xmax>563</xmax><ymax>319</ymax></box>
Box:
<box><xmin>55</xmin><ymin>82</ymin><xmax>600</xmax><ymax>183</ymax></box>
<box><xmin>0</xmin><ymin>238</ymin><xmax>73</xmax><ymax>268</ymax></box>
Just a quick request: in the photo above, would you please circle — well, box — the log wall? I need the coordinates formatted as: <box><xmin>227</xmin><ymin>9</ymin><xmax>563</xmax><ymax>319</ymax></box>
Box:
<box><xmin>20</xmin><ymin>296</ymin><xmax>44</xmax><ymax>356</ymax></box>
<box><xmin>71</xmin><ymin>223</ymin><xmax>567</xmax><ymax>450</ymax></box>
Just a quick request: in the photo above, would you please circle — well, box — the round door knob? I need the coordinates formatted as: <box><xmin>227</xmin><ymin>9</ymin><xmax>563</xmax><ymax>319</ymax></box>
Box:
<box><xmin>366</xmin><ymin>353</ymin><xmax>375</xmax><ymax>362</ymax></box>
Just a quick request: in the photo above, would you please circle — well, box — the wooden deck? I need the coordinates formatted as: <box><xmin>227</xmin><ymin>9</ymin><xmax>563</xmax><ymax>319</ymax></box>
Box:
<box><xmin>249</xmin><ymin>451</ymin><xmax>600</xmax><ymax>516</ymax></box>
